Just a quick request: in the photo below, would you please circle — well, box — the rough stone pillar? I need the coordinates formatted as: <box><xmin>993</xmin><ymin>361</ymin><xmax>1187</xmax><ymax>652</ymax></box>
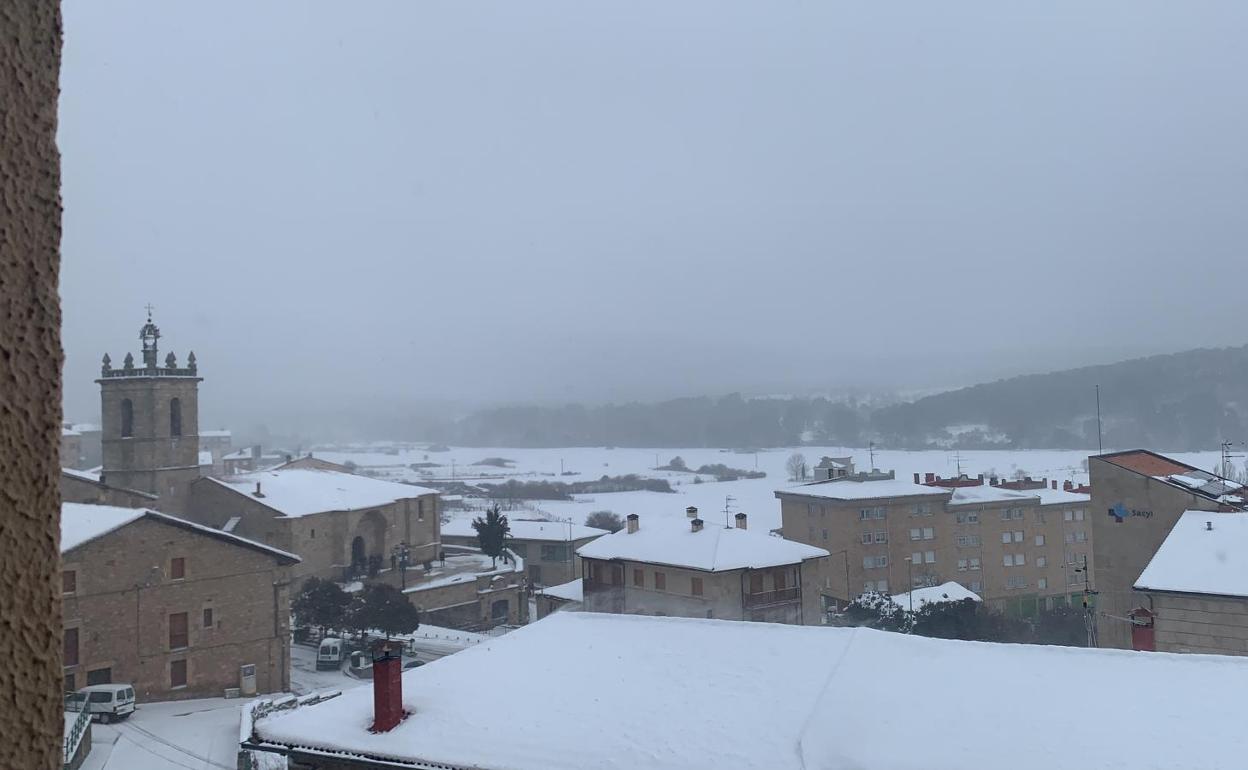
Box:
<box><xmin>0</xmin><ymin>2</ymin><xmax>64</xmax><ymax>769</ymax></box>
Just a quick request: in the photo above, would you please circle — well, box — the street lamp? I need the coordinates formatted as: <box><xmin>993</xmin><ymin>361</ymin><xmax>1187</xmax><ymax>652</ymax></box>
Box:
<box><xmin>391</xmin><ymin>542</ymin><xmax>412</xmax><ymax>590</ymax></box>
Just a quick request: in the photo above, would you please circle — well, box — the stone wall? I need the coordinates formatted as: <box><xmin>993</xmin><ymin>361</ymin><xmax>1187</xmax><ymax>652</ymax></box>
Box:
<box><xmin>0</xmin><ymin>1</ymin><xmax>63</xmax><ymax>766</ymax></box>
<box><xmin>1144</xmin><ymin>592</ymin><xmax>1248</xmax><ymax>656</ymax></box>
<box><xmin>60</xmin><ymin>471</ymin><xmax>158</xmax><ymax>508</ymax></box>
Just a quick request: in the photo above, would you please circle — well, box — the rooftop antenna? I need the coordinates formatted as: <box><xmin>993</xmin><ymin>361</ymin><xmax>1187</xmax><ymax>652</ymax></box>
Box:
<box><xmin>868</xmin><ymin>441</ymin><xmax>877</xmax><ymax>470</ymax></box>
<box><xmin>1095</xmin><ymin>384</ymin><xmax>1103</xmax><ymax>454</ymax></box>
<box><xmin>723</xmin><ymin>495</ymin><xmax>736</xmax><ymax>529</ymax></box>
<box><xmin>954</xmin><ymin>450</ymin><xmax>963</xmax><ymax>477</ymax></box>
<box><xmin>1220</xmin><ymin>441</ymin><xmax>1244</xmax><ymax>480</ymax></box>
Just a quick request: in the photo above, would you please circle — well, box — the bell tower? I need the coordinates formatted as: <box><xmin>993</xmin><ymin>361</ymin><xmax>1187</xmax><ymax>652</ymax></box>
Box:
<box><xmin>97</xmin><ymin>308</ymin><xmax>203</xmax><ymax>510</ymax></box>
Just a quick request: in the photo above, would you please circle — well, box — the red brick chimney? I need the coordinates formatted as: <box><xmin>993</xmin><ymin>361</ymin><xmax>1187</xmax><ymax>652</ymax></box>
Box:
<box><xmin>370</xmin><ymin>642</ymin><xmax>405</xmax><ymax>733</ymax></box>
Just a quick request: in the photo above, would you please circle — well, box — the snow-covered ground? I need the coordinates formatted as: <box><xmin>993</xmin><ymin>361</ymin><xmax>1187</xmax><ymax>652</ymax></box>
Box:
<box><xmin>313</xmin><ymin>444</ymin><xmax>1230</xmax><ymax>534</ymax></box>
<box><xmin>80</xmin><ymin>697</ymin><xmax>247</xmax><ymax>770</ymax></box>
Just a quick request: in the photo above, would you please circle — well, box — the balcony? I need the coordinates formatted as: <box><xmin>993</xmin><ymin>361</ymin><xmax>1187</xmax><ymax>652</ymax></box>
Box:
<box><xmin>743</xmin><ymin>586</ymin><xmax>799</xmax><ymax>608</ymax></box>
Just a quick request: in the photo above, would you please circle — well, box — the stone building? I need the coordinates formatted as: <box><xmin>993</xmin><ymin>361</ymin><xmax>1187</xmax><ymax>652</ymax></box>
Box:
<box><xmin>60</xmin><ymin>468</ymin><xmax>159</xmax><ymax>509</ymax></box>
<box><xmin>775</xmin><ymin>471</ymin><xmax>1093</xmax><ymax>615</ymax></box>
<box><xmin>97</xmin><ymin>312</ymin><xmax>202</xmax><ymax>511</ymax></box>
<box><xmin>61</xmin><ymin>426</ymin><xmax>84</xmax><ymax>468</ymax></box>
<box><xmin>182</xmin><ymin>467</ymin><xmax>440</xmax><ymax>584</ymax></box>
<box><xmin>1089</xmin><ymin>450</ymin><xmax>1246</xmax><ymax>649</ymax></box>
<box><xmin>1132</xmin><ymin>512</ymin><xmax>1248</xmax><ymax>656</ymax></box>
<box><xmin>400</xmin><ymin>547</ymin><xmax>528</xmax><ymax>629</ymax></box>
<box><xmin>578</xmin><ymin>511</ymin><xmax>830</xmax><ymax>624</ymax></box>
<box><xmin>441</xmin><ymin>518</ymin><xmax>608</xmax><ymax>587</ymax></box>
<box><xmin>61</xmin><ymin>503</ymin><xmax>299</xmax><ymax>701</ymax></box>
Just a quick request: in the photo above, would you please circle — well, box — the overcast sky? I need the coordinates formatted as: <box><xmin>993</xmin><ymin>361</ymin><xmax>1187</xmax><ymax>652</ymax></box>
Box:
<box><xmin>59</xmin><ymin>1</ymin><xmax>1248</xmax><ymax>434</ymax></box>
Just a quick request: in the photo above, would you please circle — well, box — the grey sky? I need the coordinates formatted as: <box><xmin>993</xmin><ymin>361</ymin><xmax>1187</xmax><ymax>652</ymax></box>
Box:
<box><xmin>59</xmin><ymin>1</ymin><xmax>1248</xmax><ymax>434</ymax></box>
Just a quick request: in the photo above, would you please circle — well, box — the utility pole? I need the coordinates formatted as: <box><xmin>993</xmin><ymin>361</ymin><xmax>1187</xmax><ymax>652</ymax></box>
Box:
<box><xmin>1075</xmin><ymin>555</ymin><xmax>1098</xmax><ymax>648</ymax></box>
<box><xmin>1095</xmin><ymin>385</ymin><xmax>1103</xmax><ymax>454</ymax></box>
<box><xmin>1220</xmin><ymin>441</ymin><xmax>1243</xmax><ymax>480</ymax></box>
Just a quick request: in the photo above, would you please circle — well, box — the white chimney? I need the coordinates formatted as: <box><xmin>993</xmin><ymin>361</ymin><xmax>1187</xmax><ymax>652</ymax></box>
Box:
<box><xmin>626</xmin><ymin>514</ymin><xmax>639</xmax><ymax>534</ymax></box>
<box><xmin>686</xmin><ymin>506</ymin><xmax>698</xmax><ymax>519</ymax></box>
<box><xmin>735</xmin><ymin>512</ymin><xmax>747</xmax><ymax>530</ymax></box>
<box><xmin>691</xmin><ymin>518</ymin><xmax>704</xmax><ymax>533</ymax></box>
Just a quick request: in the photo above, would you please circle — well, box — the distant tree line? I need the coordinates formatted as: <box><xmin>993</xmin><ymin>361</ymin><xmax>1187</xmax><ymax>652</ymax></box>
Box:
<box><xmin>424</xmin><ymin>345</ymin><xmax>1248</xmax><ymax>451</ymax></box>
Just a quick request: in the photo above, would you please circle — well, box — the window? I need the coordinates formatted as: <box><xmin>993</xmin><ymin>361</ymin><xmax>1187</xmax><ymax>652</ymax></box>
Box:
<box><xmin>1013</xmin><ymin>531</ymin><xmax>1024</xmax><ymax>543</ymax></box>
<box><xmin>968</xmin><ymin>557</ymin><xmax>980</xmax><ymax>570</ymax></box>
<box><xmin>911</xmin><ymin>552</ymin><xmax>922</xmax><ymax>565</ymax></box>
<box><xmin>957</xmin><ymin>559</ymin><xmax>968</xmax><ymax>571</ymax></box>
<box><xmin>541</xmin><ymin>544</ymin><xmax>571</xmax><ymax>562</ymax></box>
<box><xmin>633</xmin><ymin>568</ymin><xmax>644</xmax><ymax>587</ymax></box>
<box><xmin>691</xmin><ymin>577</ymin><xmax>703</xmax><ymax>596</ymax></box>
<box><xmin>170</xmin><ymin>659</ymin><xmax>187</xmax><ymax>689</ymax></box>
<box><xmin>863</xmin><ymin>555</ymin><xmax>888</xmax><ymax>569</ymax></box>
<box><xmin>1075</xmin><ymin>530</ymin><xmax>1087</xmax><ymax>543</ymax></box>
<box><xmin>170</xmin><ymin>557</ymin><xmax>186</xmax><ymax>580</ymax></box>
<box><xmin>169</xmin><ymin>612</ymin><xmax>189</xmax><ymax>650</ymax></box>
<box><xmin>969</xmin><ymin>581</ymin><xmax>982</xmax><ymax>592</ymax></box>
<box><xmin>62</xmin><ymin>570</ymin><xmax>76</xmax><ymax>594</ymax></box>
<box><xmin>923</xmin><ymin>551</ymin><xmax>935</xmax><ymax>564</ymax></box>
<box><xmin>913</xmin><ymin>503</ymin><xmax>932</xmax><ymax>516</ymax></box>
<box><xmin>1001</xmin><ymin>532</ymin><xmax>1012</xmax><ymax>545</ymax></box>
<box><xmin>64</xmin><ymin>627</ymin><xmax>78</xmax><ymax>667</ymax></box>
<box><xmin>1016</xmin><ymin>554</ymin><xmax>1026</xmax><ymax>566</ymax></box>
<box><xmin>1034</xmin><ymin>534</ymin><xmax>1045</xmax><ymax>547</ymax></box>
<box><xmin>654</xmin><ymin>572</ymin><xmax>666</xmax><ymax>590</ymax></box>
<box><xmin>956</xmin><ymin>534</ymin><xmax>981</xmax><ymax>547</ymax></box>
<box><xmin>120</xmin><ymin>398</ymin><xmax>133</xmax><ymax>438</ymax></box>
<box><xmin>65</xmin><ymin>673</ymin><xmax>75</xmax><ymax>692</ymax></box>
<box><xmin>749</xmin><ymin>572</ymin><xmax>763</xmax><ymax>593</ymax></box>
<box><xmin>922</xmin><ymin>527</ymin><xmax>934</xmax><ymax>540</ymax></box>
<box><xmin>1035</xmin><ymin>511</ymin><xmax>1047</xmax><ymax>524</ymax></box>
<box><xmin>417</xmin><ymin>499</ymin><xmax>425</xmax><ymax>521</ymax></box>
<box><xmin>861</xmin><ymin>532</ymin><xmax>873</xmax><ymax>545</ymax></box>
<box><xmin>822</xmin><ymin>529</ymin><xmax>829</xmax><ymax>541</ymax></box>
<box><xmin>1007</xmin><ymin>576</ymin><xmax>1028</xmax><ymax>590</ymax></box>
<box><xmin>1065</xmin><ymin>532</ymin><xmax>1075</xmax><ymax>544</ymax></box>
<box><xmin>874</xmin><ymin>531</ymin><xmax>888</xmax><ymax>544</ymax></box>
<box><xmin>86</xmin><ymin>667</ymin><xmax>111</xmax><ymax>686</ymax></box>
<box><xmin>310</xmin><ymin>528</ymin><xmax>315</xmax><ymax>539</ymax></box>
<box><xmin>910</xmin><ymin>528</ymin><xmax>922</xmax><ymax>541</ymax></box>
<box><xmin>859</xmin><ymin>507</ymin><xmax>886</xmax><ymax>520</ymax></box>
<box><xmin>1037</xmin><ymin>578</ymin><xmax>1048</xmax><ymax>590</ymax></box>
<box><xmin>864</xmin><ymin>579</ymin><xmax>889</xmax><ymax>593</ymax></box>
<box><xmin>1037</xmin><ymin>555</ymin><xmax>1047</xmax><ymax>568</ymax></box>
<box><xmin>956</xmin><ymin>512</ymin><xmax>980</xmax><ymax>524</ymax></box>
<box><xmin>1003</xmin><ymin>554</ymin><xmax>1014</xmax><ymax>567</ymax></box>
<box><xmin>170</xmin><ymin>397</ymin><xmax>182</xmax><ymax>436</ymax></box>
<box><xmin>203</xmin><ymin>608</ymin><xmax>214</xmax><ymax>628</ymax></box>
<box><xmin>807</xmin><ymin>503</ymin><xmax>819</xmax><ymax>515</ymax></box>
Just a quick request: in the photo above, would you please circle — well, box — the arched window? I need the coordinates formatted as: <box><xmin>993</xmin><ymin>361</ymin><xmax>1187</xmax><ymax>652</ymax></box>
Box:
<box><xmin>120</xmin><ymin>399</ymin><xmax>134</xmax><ymax>438</ymax></box>
<box><xmin>170</xmin><ymin>397</ymin><xmax>182</xmax><ymax>437</ymax></box>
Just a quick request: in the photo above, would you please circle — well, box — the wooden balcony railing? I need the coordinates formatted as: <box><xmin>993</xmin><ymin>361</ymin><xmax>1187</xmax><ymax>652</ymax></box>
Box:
<box><xmin>743</xmin><ymin>586</ymin><xmax>799</xmax><ymax>608</ymax></box>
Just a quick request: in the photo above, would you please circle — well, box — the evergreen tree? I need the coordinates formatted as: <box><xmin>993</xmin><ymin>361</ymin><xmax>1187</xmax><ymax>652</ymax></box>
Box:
<box><xmin>292</xmin><ymin>577</ymin><xmax>350</xmax><ymax>636</ymax></box>
<box><xmin>355</xmin><ymin>583</ymin><xmax>421</xmax><ymax>640</ymax></box>
<box><xmin>473</xmin><ymin>504</ymin><xmax>510</xmax><ymax>568</ymax></box>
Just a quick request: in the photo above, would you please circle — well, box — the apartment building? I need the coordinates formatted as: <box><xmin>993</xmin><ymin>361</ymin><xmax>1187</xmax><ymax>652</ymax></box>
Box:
<box><xmin>775</xmin><ymin>471</ymin><xmax>1093</xmax><ymax>615</ymax></box>
<box><xmin>441</xmin><ymin>518</ymin><xmax>608</xmax><ymax>587</ymax></box>
<box><xmin>1089</xmin><ymin>449</ymin><xmax>1246</xmax><ymax>649</ymax></box>
<box><xmin>61</xmin><ymin>503</ymin><xmax>298</xmax><ymax>700</ymax></box>
<box><xmin>578</xmin><ymin>511</ymin><xmax>830</xmax><ymax>624</ymax></box>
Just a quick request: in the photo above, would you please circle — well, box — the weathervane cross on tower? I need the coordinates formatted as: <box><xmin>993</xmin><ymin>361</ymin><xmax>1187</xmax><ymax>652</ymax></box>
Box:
<box><xmin>144</xmin><ymin>303</ymin><xmax>155</xmax><ymax>320</ymax></box>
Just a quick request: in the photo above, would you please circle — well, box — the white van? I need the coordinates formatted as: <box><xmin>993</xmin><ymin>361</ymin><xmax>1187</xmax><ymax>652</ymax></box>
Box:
<box><xmin>317</xmin><ymin>637</ymin><xmax>344</xmax><ymax>670</ymax></box>
<box><xmin>66</xmin><ymin>684</ymin><xmax>136</xmax><ymax>723</ymax></box>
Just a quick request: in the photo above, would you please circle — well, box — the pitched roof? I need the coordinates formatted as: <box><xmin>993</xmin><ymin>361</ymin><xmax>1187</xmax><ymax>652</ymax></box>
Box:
<box><xmin>60</xmin><ymin>468</ymin><xmax>159</xmax><ymax>500</ymax></box>
<box><xmin>1135</xmin><ymin>512</ymin><xmax>1248</xmax><ymax>597</ymax></box>
<box><xmin>776</xmin><ymin>478</ymin><xmax>952</xmax><ymax>502</ymax></box>
<box><xmin>1096</xmin><ymin>450</ymin><xmax>1245</xmax><ymax>505</ymax></box>
<box><xmin>1032</xmin><ymin>487</ymin><xmax>1092</xmax><ymax>506</ymax></box>
<box><xmin>248</xmin><ymin>612</ymin><xmax>1248</xmax><ymax>770</ymax></box>
<box><xmin>576</xmin><ymin>518</ymin><xmax>827</xmax><ymax>571</ymax></box>
<box><xmin>1099</xmin><ymin>449</ymin><xmax>1196</xmax><ymax>477</ymax></box>
<box><xmin>889</xmin><ymin>581</ymin><xmax>982</xmax><ymax>609</ymax></box>
<box><xmin>206</xmin><ymin>468</ymin><xmax>437</xmax><ymax>518</ymax></box>
<box><xmin>441</xmin><ymin>518</ymin><xmax>608</xmax><ymax>543</ymax></box>
<box><xmin>61</xmin><ymin>503</ymin><xmax>299</xmax><ymax>563</ymax></box>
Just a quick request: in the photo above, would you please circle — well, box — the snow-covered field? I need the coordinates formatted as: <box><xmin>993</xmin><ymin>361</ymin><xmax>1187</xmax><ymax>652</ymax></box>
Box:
<box><xmin>313</xmin><ymin>444</ymin><xmax>1230</xmax><ymax>534</ymax></box>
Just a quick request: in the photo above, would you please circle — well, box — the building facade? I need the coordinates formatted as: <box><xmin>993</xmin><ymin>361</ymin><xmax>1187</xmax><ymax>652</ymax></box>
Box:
<box><xmin>60</xmin><ymin>468</ymin><xmax>159</xmax><ymax>509</ymax></box>
<box><xmin>183</xmin><ymin>468</ymin><xmax>441</xmax><ymax>584</ymax></box>
<box><xmin>1090</xmin><ymin>450</ymin><xmax>1245</xmax><ymax>649</ymax></box>
<box><xmin>578</xmin><ymin>512</ymin><xmax>830</xmax><ymax>624</ymax></box>
<box><xmin>61</xmin><ymin>503</ymin><xmax>298</xmax><ymax>701</ymax></box>
<box><xmin>776</xmin><ymin>471</ymin><xmax>1093</xmax><ymax>616</ymax></box>
<box><xmin>97</xmin><ymin>313</ymin><xmax>202</xmax><ymax>511</ymax></box>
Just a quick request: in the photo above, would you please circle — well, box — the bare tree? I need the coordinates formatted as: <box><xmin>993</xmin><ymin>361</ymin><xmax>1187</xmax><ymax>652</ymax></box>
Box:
<box><xmin>786</xmin><ymin>452</ymin><xmax>807</xmax><ymax>481</ymax></box>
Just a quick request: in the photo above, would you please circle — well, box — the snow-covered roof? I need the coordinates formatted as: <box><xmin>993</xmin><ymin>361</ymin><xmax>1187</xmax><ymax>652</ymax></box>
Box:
<box><xmin>947</xmin><ymin>485</ymin><xmax>1039</xmax><ymax>506</ymax></box>
<box><xmin>1135</xmin><ymin>512</ymin><xmax>1248</xmax><ymax>597</ymax></box>
<box><xmin>888</xmin><ymin>581</ymin><xmax>981</xmax><ymax>609</ymax></box>
<box><xmin>539</xmin><ymin>578</ymin><xmax>583</xmax><ymax>603</ymax></box>
<box><xmin>61</xmin><ymin>503</ymin><xmax>299</xmax><ymax>562</ymax></box>
<box><xmin>61</xmin><ymin>467</ymin><xmax>101</xmax><ymax>483</ymax></box>
<box><xmin>777</xmin><ymin>477</ymin><xmax>952</xmax><ymax>501</ymax></box>
<box><xmin>61</xmin><ymin>427</ymin><xmax>80</xmax><ymax>437</ymax></box>
<box><xmin>441</xmin><ymin>518</ymin><xmax>607</xmax><ymax>543</ymax></box>
<box><xmin>576</xmin><ymin>518</ymin><xmax>827</xmax><ymax>571</ymax></box>
<box><xmin>1032</xmin><ymin>487</ymin><xmax>1091</xmax><ymax>506</ymax></box>
<box><xmin>249</xmin><ymin>612</ymin><xmax>1248</xmax><ymax>770</ymax></box>
<box><xmin>68</xmin><ymin>422</ymin><xmax>100</xmax><ymax>433</ymax></box>
<box><xmin>207</xmin><ymin>469</ymin><xmax>437</xmax><ymax>518</ymax></box>
<box><xmin>199</xmin><ymin>429</ymin><xmax>232</xmax><ymax>438</ymax></box>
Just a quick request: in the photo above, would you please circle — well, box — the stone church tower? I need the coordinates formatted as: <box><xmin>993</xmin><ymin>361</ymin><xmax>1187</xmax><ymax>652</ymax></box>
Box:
<box><xmin>97</xmin><ymin>312</ymin><xmax>202</xmax><ymax>509</ymax></box>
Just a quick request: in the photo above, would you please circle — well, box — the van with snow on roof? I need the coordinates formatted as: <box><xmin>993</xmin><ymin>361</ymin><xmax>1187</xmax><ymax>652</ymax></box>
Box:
<box><xmin>65</xmin><ymin>684</ymin><xmax>135</xmax><ymax>723</ymax></box>
<box><xmin>317</xmin><ymin>637</ymin><xmax>344</xmax><ymax>670</ymax></box>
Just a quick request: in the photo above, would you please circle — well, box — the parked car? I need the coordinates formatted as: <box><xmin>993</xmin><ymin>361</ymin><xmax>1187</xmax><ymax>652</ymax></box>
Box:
<box><xmin>65</xmin><ymin>684</ymin><xmax>135</xmax><ymax>723</ymax></box>
<box><xmin>317</xmin><ymin>637</ymin><xmax>345</xmax><ymax>670</ymax></box>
